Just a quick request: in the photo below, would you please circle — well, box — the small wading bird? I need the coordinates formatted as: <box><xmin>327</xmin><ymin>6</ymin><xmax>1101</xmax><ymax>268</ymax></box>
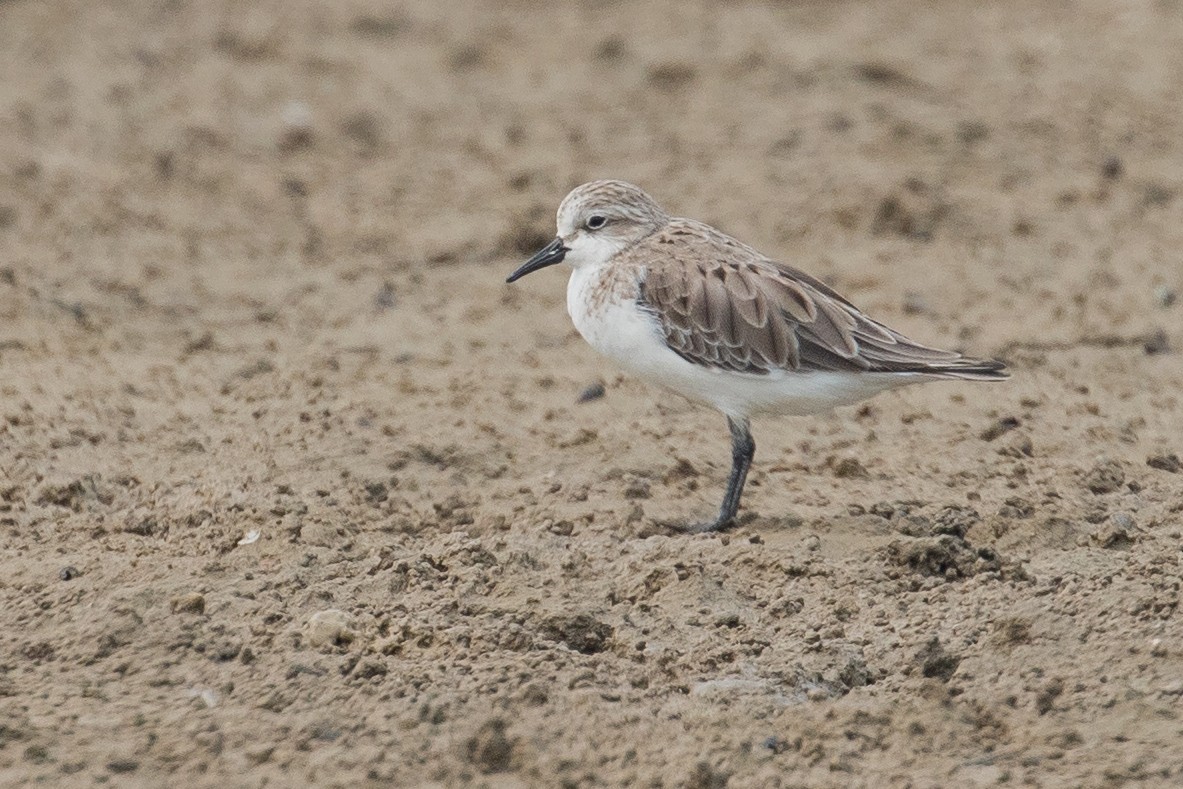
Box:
<box><xmin>507</xmin><ymin>180</ymin><xmax>1008</xmax><ymax>532</ymax></box>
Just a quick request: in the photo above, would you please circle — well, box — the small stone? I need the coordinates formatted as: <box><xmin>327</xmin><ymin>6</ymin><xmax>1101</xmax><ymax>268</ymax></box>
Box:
<box><xmin>170</xmin><ymin>593</ymin><xmax>205</xmax><ymax>615</ymax></box>
<box><xmin>1092</xmin><ymin>513</ymin><xmax>1137</xmax><ymax>550</ymax></box>
<box><xmin>576</xmin><ymin>381</ymin><xmax>605</xmax><ymax>403</ymax></box>
<box><xmin>1111</xmin><ymin>512</ymin><xmax>1136</xmax><ymax>530</ymax></box>
<box><xmin>1154</xmin><ymin>285</ymin><xmax>1177</xmax><ymax>308</ymax></box>
<box><xmin>59</xmin><ymin>566</ymin><xmax>80</xmax><ymax>581</ymax></box>
<box><xmin>306</xmin><ymin>609</ymin><xmax>355</xmax><ymax>648</ymax></box>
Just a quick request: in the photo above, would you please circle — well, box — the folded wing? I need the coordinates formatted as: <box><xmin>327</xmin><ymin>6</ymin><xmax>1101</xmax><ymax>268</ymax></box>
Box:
<box><xmin>636</xmin><ymin>226</ymin><xmax>1007</xmax><ymax>381</ymax></box>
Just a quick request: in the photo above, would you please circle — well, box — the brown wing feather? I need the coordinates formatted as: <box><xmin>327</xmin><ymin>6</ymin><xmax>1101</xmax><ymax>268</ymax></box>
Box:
<box><xmin>634</xmin><ymin>220</ymin><xmax>1006</xmax><ymax>379</ymax></box>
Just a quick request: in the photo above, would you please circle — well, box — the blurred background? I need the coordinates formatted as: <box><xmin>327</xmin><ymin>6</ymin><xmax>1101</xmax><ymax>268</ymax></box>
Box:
<box><xmin>1</xmin><ymin>1</ymin><xmax>1182</xmax><ymax>786</ymax></box>
<box><xmin>3</xmin><ymin>0</ymin><xmax>1180</xmax><ymax>340</ymax></box>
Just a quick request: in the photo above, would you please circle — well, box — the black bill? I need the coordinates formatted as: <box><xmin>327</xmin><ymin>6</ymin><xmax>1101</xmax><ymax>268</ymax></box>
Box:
<box><xmin>506</xmin><ymin>237</ymin><xmax>568</xmax><ymax>283</ymax></box>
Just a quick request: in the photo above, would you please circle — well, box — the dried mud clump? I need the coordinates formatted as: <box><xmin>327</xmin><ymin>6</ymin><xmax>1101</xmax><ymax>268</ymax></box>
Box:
<box><xmin>35</xmin><ymin>476</ymin><xmax>113</xmax><ymax>510</ymax></box>
<box><xmin>884</xmin><ymin>535</ymin><xmax>992</xmax><ymax>580</ymax></box>
<box><xmin>170</xmin><ymin>593</ymin><xmax>205</xmax><ymax>615</ymax></box>
<box><xmin>893</xmin><ymin>505</ymin><xmax>980</xmax><ymax>538</ymax></box>
<box><xmin>539</xmin><ymin>614</ymin><xmax>613</xmax><ymax>654</ymax></box>
<box><xmin>1147</xmin><ymin>453</ymin><xmax>1181</xmax><ymax>473</ymax></box>
<box><xmin>831</xmin><ymin>456</ymin><xmax>870</xmax><ymax>479</ymax></box>
<box><xmin>916</xmin><ymin>637</ymin><xmax>961</xmax><ymax>681</ymax></box>
<box><xmin>1083</xmin><ymin>459</ymin><xmax>1126</xmax><ymax>494</ymax></box>
<box><xmin>882</xmin><ymin>505</ymin><xmax>1024</xmax><ymax>581</ymax></box>
<box><xmin>305</xmin><ymin>610</ymin><xmax>355</xmax><ymax>649</ymax></box>
<box><xmin>1091</xmin><ymin>512</ymin><xmax>1138</xmax><ymax>550</ymax></box>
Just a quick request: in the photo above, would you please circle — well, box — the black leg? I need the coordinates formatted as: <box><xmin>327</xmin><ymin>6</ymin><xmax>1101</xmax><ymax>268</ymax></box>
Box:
<box><xmin>692</xmin><ymin>416</ymin><xmax>755</xmax><ymax>533</ymax></box>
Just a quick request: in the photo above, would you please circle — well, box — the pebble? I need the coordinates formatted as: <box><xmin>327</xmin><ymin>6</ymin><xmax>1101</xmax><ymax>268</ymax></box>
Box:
<box><xmin>307</xmin><ymin>609</ymin><xmax>355</xmax><ymax>647</ymax></box>
<box><xmin>576</xmin><ymin>381</ymin><xmax>606</xmax><ymax>403</ymax></box>
<box><xmin>171</xmin><ymin>593</ymin><xmax>206</xmax><ymax>615</ymax></box>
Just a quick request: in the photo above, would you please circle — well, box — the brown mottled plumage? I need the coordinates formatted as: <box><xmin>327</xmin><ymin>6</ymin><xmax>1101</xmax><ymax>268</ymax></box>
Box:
<box><xmin>630</xmin><ymin>218</ymin><xmax>1006</xmax><ymax>379</ymax></box>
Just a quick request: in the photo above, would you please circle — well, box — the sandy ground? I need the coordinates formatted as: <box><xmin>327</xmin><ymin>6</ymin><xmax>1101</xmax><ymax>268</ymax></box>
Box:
<box><xmin>2</xmin><ymin>0</ymin><xmax>1183</xmax><ymax>786</ymax></box>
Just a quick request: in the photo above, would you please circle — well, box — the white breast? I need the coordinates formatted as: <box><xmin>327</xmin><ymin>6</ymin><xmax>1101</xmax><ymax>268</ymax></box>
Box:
<box><xmin>566</xmin><ymin>264</ymin><xmax>665</xmax><ymax>366</ymax></box>
<box><xmin>564</xmin><ymin>264</ymin><xmax>917</xmax><ymax>419</ymax></box>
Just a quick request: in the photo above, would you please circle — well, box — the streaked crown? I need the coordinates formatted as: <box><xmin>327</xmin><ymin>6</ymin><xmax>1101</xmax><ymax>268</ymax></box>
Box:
<box><xmin>556</xmin><ymin>180</ymin><xmax>670</xmax><ymax>239</ymax></box>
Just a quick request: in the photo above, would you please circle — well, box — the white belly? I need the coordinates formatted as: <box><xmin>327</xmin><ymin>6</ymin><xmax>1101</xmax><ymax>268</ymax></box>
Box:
<box><xmin>565</xmin><ymin>265</ymin><xmax>914</xmax><ymax>419</ymax></box>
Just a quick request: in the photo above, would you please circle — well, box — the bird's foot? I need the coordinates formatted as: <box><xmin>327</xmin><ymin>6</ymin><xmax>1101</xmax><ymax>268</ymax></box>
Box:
<box><xmin>684</xmin><ymin>517</ymin><xmax>733</xmax><ymax>534</ymax></box>
<box><xmin>650</xmin><ymin>515</ymin><xmax>732</xmax><ymax>535</ymax></box>
<box><xmin>682</xmin><ymin>511</ymin><xmax>755</xmax><ymax>534</ymax></box>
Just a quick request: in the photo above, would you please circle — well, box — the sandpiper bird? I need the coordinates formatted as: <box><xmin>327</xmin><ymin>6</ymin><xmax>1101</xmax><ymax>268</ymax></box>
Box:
<box><xmin>507</xmin><ymin>180</ymin><xmax>1008</xmax><ymax>533</ymax></box>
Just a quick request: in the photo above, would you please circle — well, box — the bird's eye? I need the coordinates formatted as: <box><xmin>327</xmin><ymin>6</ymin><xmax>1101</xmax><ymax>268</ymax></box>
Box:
<box><xmin>586</xmin><ymin>215</ymin><xmax>607</xmax><ymax>230</ymax></box>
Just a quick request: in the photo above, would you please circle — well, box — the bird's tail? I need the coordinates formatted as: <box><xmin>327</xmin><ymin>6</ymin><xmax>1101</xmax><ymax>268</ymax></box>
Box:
<box><xmin>923</xmin><ymin>357</ymin><xmax>1010</xmax><ymax>381</ymax></box>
